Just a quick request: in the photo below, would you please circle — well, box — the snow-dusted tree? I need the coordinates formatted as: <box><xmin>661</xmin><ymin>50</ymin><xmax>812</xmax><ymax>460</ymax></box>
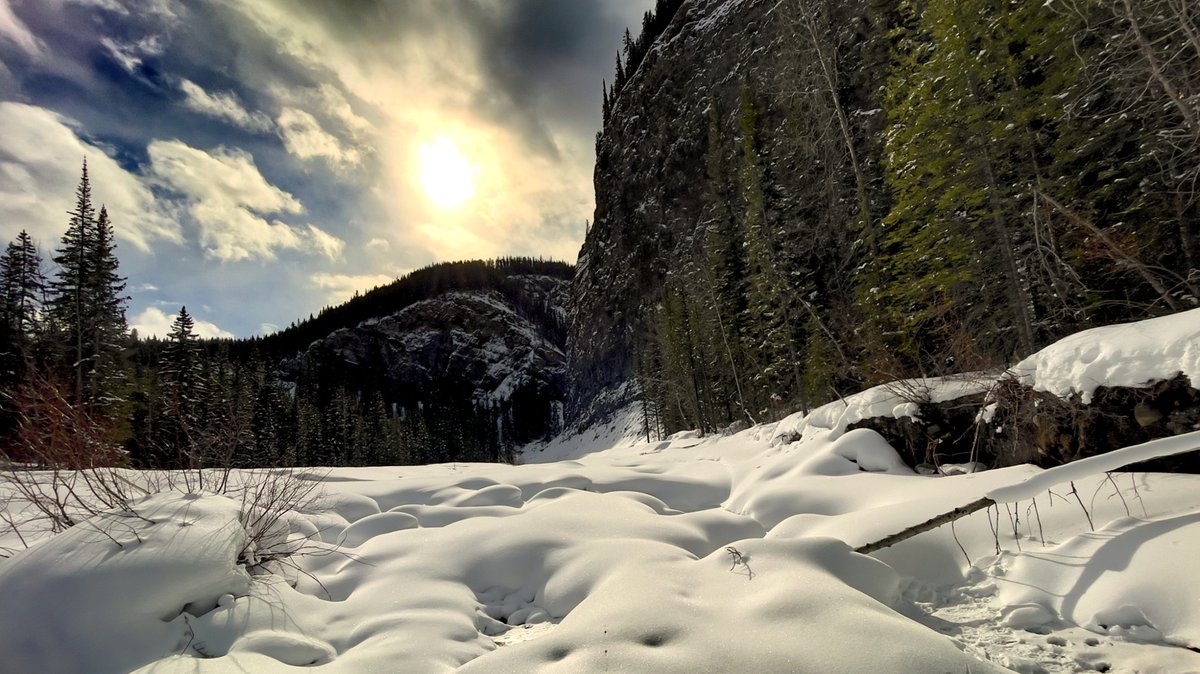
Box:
<box><xmin>47</xmin><ymin>162</ymin><xmax>129</xmax><ymax>410</ymax></box>
<box><xmin>0</xmin><ymin>231</ymin><xmax>49</xmax><ymax>357</ymax></box>
<box><xmin>154</xmin><ymin>306</ymin><xmax>207</xmax><ymax>466</ymax></box>
<box><xmin>49</xmin><ymin>161</ymin><xmax>96</xmax><ymax>402</ymax></box>
<box><xmin>85</xmin><ymin>206</ymin><xmax>129</xmax><ymax>406</ymax></box>
<box><xmin>160</xmin><ymin>307</ymin><xmax>203</xmax><ymax>416</ymax></box>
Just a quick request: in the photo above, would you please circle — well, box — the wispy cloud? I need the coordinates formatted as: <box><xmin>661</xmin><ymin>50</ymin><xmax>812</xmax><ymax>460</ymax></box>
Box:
<box><xmin>179</xmin><ymin>79</ymin><xmax>273</xmax><ymax>132</ymax></box>
<box><xmin>277</xmin><ymin>107</ymin><xmax>361</xmax><ymax>170</ymax></box>
<box><xmin>0</xmin><ymin>0</ymin><xmax>42</xmax><ymax>56</ymax></box>
<box><xmin>306</xmin><ymin>224</ymin><xmax>345</xmax><ymax>260</ymax></box>
<box><xmin>99</xmin><ymin>35</ymin><xmax>163</xmax><ymax>74</ymax></box>
<box><xmin>145</xmin><ymin>140</ymin><xmax>342</xmax><ymax>262</ymax></box>
<box><xmin>0</xmin><ymin>102</ymin><xmax>180</xmax><ymax>251</ymax></box>
<box><xmin>311</xmin><ymin>272</ymin><xmax>395</xmax><ymax>303</ymax></box>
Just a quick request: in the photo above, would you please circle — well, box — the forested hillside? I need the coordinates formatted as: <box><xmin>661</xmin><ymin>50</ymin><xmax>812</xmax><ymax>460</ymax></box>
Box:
<box><xmin>0</xmin><ymin>210</ymin><xmax>572</xmax><ymax>469</ymax></box>
<box><xmin>235</xmin><ymin>259</ymin><xmax>572</xmax><ymax>363</ymax></box>
<box><xmin>572</xmin><ymin>0</ymin><xmax>1199</xmax><ymax>437</ymax></box>
<box><xmin>130</xmin><ymin>259</ymin><xmax>572</xmax><ymax>468</ymax></box>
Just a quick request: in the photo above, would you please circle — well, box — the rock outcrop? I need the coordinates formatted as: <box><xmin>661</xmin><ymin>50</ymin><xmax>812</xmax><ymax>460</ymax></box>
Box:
<box><xmin>568</xmin><ymin>0</ymin><xmax>886</xmax><ymax>424</ymax></box>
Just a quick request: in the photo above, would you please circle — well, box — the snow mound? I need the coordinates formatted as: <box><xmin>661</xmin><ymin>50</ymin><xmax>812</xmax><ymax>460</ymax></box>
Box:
<box><xmin>459</xmin><ymin>538</ymin><xmax>1009</xmax><ymax>673</ymax></box>
<box><xmin>770</xmin><ymin>374</ymin><xmax>994</xmax><ymax>446</ymax></box>
<box><xmin>229</xmin><ymin>630</ymin><xmax>336</xmax><ymax>666</ymax></box>
<box><xmin>1012</xmin><ymin>307</ymin><xmax>1200</xmax><ymax>403</ymax></box>
<box><xmin>0</xmin><ymin>493</ymin><xmax>253</xmax><ymax>674</ymax></box>
<box><xmin>997</xmin><ymin>513</ymin><xmax>1200</xmax><ymax>649</ymax></box>
<box><xmin>336</xmin><ymin>511</ymin><xmax>419</xmax><ymax>548</ymax></box>
<box><xmin>987</xmin><ymin>430</ymin><xmax>1200</xmax><ymax>503</ymax></box>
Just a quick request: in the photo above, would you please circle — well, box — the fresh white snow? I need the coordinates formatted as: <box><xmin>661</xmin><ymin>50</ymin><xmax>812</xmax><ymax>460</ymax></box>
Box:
<box><xmin>1011</xmin><ymin>307</ymin><xmax>1200</xmax><ymax>404</ymax></box>
<box><xmin>1</xmin><ymin>309</ymin><xmax>1199</xmax><ymax>673</ymax></box>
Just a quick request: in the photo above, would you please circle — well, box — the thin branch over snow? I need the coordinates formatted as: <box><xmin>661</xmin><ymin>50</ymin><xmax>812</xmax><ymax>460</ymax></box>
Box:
<box><xmin>856</xmin><ymin>430</ymin><xmax>1200</xmax><ymax>555</ymax></box>
<box><xmin>986</xmin><ymin>430</ymin><xmax>1200</xmax><ymax>504</ymax></box>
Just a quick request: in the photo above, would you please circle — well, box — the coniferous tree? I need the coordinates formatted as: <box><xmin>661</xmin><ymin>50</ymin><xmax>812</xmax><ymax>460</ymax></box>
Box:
<box><xmin>156</xmin><ymin>306</ymin><xmax>205</xmax><ymax>466</ymax></box>
<box><xmin>0</xmin><ymin>231</ymin><xmax>51</xmax><ymax>437</ymax></box>
<box><xmin>50</xmin><ymin>161</ymin><xmax>96</xmax><ymax>402</ymax></box>
<box><xmin>85</xmin><ymin>206</ymin><xmax>129</xmax><ymax>406</ymax></box>
<box><xmin>736</xmin><ymin>87</ymin><xmax>803</xmax><ymax>415</ymax></box>
<box><xmin>47</xmin><ymin>162</ymin><xmax>129</xmax><ymax>410</ymax></box>
<box><xmin>0</xmin><ymin>231</ymin><xmax>49</xmax><ymax>360</ymax></box>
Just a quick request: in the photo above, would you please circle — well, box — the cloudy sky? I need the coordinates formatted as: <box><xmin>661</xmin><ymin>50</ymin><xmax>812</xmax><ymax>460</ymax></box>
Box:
<box><xmin>0</xmin><ymin>0</ymin><xmax>651</xmax><ymax>338</ymax></box>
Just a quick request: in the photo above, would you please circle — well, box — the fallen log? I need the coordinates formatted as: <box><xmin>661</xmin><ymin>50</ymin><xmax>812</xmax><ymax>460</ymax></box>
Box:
<box><xmin>854</xmin><ymin>497</ymin><xmax>994</xmax><ymax>555</ymax></box>
<box><xmin>854</xmin><ymin>431</ymin><xmax>1200</xmax><ymax>555</ymax></box>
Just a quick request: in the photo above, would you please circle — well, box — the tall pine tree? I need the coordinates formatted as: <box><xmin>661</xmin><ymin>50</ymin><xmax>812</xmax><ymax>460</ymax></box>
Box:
<box><xmin>85</xmin><ymin>206</ymin><xmax>128</xmax><ymax>406</ymax></box>
<box><xmin>50</xmin><ymin>161</ymin><xmax>96</xmax><ymax>402</ymax></box>
<box><xmin>0</xmin><ymin>230</ymin><xmax>49</xmax><ymax>360</ymax></box>
<box><xmin>155</xmin><ymin>306</ymin><xmax>205</xmax><ymax>466</ymax></box>
<box><xmin>48</xmin><ymin>162</ymin><xmax>129</xmax><ymax>410</ymax></box>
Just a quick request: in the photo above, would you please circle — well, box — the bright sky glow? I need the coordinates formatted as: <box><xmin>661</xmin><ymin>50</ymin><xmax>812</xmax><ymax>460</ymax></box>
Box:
<box><xmin>0</xmin><ymin>0</ymin><xmax>657</xmax><ymax>337</ymax></box>
<box><xmin>418</xmin><ymin>136</ymin><xmax>479</xmax><ymax>209</ymax></box>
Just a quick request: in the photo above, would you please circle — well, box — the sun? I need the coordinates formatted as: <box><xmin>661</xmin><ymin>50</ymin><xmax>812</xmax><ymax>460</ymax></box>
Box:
<box><xmin>418</xmin><ymin>136</ymin><xmax>479</xmax><ymax>209</ymax></box>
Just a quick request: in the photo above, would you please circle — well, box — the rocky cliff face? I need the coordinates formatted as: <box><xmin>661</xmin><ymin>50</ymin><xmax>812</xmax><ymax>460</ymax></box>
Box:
<box><xmin>285</xmin><ymin>271</ymin><xmax>569</xmax><ymax>447</ymax></box>
<box><xmin>568</xmin><ymin>0</ymin><xmax>886</xmax><ymax>423</ymax></box>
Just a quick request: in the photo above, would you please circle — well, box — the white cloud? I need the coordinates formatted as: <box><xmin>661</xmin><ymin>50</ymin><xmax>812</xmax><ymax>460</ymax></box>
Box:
<box><xmin>99</xmin><ymin>35</ymin><xmax>163</xmax><ymax>74</ymax></box>
<box><xmin>0</xmin><ymin>102</ymin><xmax>180</xmax><ymax>251</ymax></box>
<box><xmin>62</xmin><ymin>0</ymin><xmax>178</xmax><ymax>19</ymax></box>
<box><xmin>306</xmin><ymin>225</ymin><xmax>345</xmax><ymax>260</ymax></box>
<box><xmin>313</xmin><ymin>84</ymin><xmax>374</xmax><ymax>140</ymax></box>
<box><xmin>179</xmin><ymin>79</ymin><xmax>273</xmax><ymax>132</ymax></box>
<box><xmin>0</xmin><ymin>0</ymin><xmax>42</xmax><ymax>56</ymax></box>
<box><xmin>146</xmin><ymin>141</ymin><xmax>301</xmax><ymax>215</ymax></box>
<box><xmin>258</xmin><ymin>322</ymin><xmax>280</xmax><ymax>335</ymax></box>
<box><xmin>277</xmin><ymin>107</ymin><xmax>360</xmax><ymax>170</ymax></box>
<box><xmin>311</xmin><ymin>272</ymin><xmax>394</xmax><ymax>303</ymax></box>
<box><xmin>272</xmin><ymin>83</ymin><xmax>374</xmax><ymax>141</ymax></box>
<box><xmin>130</xmin><ymin>306</ymin><xmax>234</xmax><ymax>339</ymax></box>
<box><xmin>366</xmin><ymin>237</ymin><xmax>391</xmax><ymax>252</ymax></box>
<box><xmin>145</xmin><ymin>141</ymin><xmax>342</xmax><ymax>262</ymax></box>
<box><xmin>145</xmin><ymin>140</ymin><xmax>325</xmax><ymax>262</ymax></box>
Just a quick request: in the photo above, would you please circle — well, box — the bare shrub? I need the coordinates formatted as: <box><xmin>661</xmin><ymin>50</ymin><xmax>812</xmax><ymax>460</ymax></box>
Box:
<box><xmin>0</xmin><ymin>372</ymin><xmax>325</xmax><ymax>567</ymax></box>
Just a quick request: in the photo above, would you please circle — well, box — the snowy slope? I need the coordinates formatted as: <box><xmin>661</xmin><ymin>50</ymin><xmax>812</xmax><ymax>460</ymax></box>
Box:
<box><xmin>1</xmin><ymin>311</ymin><xmax>1199</xmax><ymax>673</ymax></box>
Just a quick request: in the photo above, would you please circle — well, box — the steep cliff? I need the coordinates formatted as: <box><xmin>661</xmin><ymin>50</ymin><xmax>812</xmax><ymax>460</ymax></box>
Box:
<box><xmin>569</xmin><ymin>0</ymin><xmax>1198</xmax><ymax>434</ymax></box>
<box><xmin>569</xmin><ymin>0</ymin><xmax>889</xmax><ymax>425</ymax></box>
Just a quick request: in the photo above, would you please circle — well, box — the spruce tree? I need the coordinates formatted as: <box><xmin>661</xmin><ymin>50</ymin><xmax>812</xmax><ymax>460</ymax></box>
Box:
<box><xmin>50</xmin><ymin>161</ymin><xmax>95</xmax><ymax>401</ymax></box>
<box><xmin>158</xmin><ymin>306</ymin><xmax>205</xmax><ymax>464</ymax></box>
<box><xmin>86</xmin><ymin>206</ymin><xmax>129</xmax><ymax>406</ymax></box>
<box><xmin>47</xmin><ymin>162</ymin><xmax>129</xmax><ymax>409</ymax></box>
<box><xmin>0</xmin><ymin>231</ymin><xmax>49</xmax><ymax>358</ymax></box>
<box><xmin>0</xmin><ymin>231</ymin><xmax>49</xmax><ymax>437</ymax></box>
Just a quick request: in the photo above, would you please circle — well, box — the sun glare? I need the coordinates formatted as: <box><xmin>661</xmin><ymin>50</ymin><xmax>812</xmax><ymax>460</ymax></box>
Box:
<box><xmin>418</xmin><ymin>136</ymin><xmax>479</xmax><ymax>209</ymax></box>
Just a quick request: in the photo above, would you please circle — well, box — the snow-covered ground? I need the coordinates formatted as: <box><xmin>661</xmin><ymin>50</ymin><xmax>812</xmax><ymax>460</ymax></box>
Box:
<box><xmin>1</xmin><ymin>309</ymin><xmax>1199</xmax><ymax>673</ymax></box>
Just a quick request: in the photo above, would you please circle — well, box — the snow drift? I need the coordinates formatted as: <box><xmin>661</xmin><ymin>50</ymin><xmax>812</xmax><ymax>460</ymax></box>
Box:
<box><xmin>1</xmin><ymin>309</ymin><xmax>1198</xmax><ymax>673</ymax></box>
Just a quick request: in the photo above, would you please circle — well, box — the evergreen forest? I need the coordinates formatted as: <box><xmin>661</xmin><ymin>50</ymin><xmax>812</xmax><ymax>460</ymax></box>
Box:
<box><xmin>605</xmin><ymin>0</ymin><xmax>1199</xmax><ymax>438</ymax></box>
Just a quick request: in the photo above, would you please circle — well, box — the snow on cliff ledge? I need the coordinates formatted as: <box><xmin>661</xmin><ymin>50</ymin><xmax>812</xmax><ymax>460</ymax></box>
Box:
<box><xmin>1012</xmin><ymin>307</ymin><xmax>1200</xmax><ymax>403</ymax></box>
